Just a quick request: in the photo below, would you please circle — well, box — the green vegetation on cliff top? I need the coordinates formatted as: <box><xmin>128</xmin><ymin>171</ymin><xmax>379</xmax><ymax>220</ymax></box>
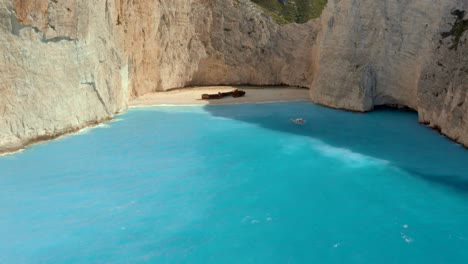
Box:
<box><xmin>251</xmin><ymin>0</ymin><xmax>327</xmax><ymax>24</ymax></box>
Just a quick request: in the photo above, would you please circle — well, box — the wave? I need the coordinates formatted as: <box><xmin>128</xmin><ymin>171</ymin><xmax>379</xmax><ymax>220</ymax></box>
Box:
<box><xmin>313</xmin><ymin>140</ymin><xmax>389</xmax><ymax>168</ymax></box>
<box><xmin>73</xmin><ymin>123</ymin><xmax>110</xmax><ymax>136</ymax></box>
<box><xmin>110</xmin><ymin>118</ymin><xmax>124</xmax><ymax>123</ymax></box>
<box><xmin>0</xmin><ymin>148</ymin><xmax>24</xmax><ymax>157</ymax></box>
<box><xmin>280</xmin><ymin>136</ymin><xmax>388</xmax><ymax>168</ymax></box>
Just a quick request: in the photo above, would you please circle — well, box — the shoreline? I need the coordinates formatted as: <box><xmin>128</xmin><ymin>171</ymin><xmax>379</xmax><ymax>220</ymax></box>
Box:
<box><xmin>1</xmin><ymin>87</ymin><xmax>309</xmax><ymax>156</ymax></box>
<box><xmin>129</xmin><ymin>86</ymin><xmax>310</xmax><ymax>107</ymax></box>
<box><xmin>129</xmin><ymin>99</ymin><xmax>309</xmax><ymax>108</ymax></box>
<box><xmin>0</xmin><ymin>118</ymin><xmax>114</xmax><ymax>157</ymax></box>
<box><xmin>2</xmin><ymin>86</ymin><xmax>466</xmax><ymax>156</ymax></box>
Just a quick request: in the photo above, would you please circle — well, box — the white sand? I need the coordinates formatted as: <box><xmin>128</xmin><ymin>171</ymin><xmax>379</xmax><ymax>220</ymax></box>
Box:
<box><xmin>129</xmin><ymin>86</ymin><xmax>310</xmax><ymax>107</ymax></box>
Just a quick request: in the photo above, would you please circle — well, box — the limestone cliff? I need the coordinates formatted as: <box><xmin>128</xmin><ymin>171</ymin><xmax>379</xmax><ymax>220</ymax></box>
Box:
<box><xmin>122</xmin><ymin>0</ymin><xmax>318</xmax><ymax>97</ymax></box>
<box><xmin>0</xmin><ymin>0</ymin><xmax>128</xmax><ymax>153</ymax></box>
<box><xmin>0</xmin><ymin>0</ymin><xmax>317</xmax><ymax>153</ymax></box>
<box><xmin>310</xmin><ymin>0</ymin><xmax>467</xmax><ymax>146</ymax></box>
<box><xmin>418</xmin><ymin>8</ymin><xmax>468</xmax><ymax>147</ymax></box>
<box><xmin>0</xmin><ymin>0</ymin><xmax>467</xmax><ymax>153</ymax></box>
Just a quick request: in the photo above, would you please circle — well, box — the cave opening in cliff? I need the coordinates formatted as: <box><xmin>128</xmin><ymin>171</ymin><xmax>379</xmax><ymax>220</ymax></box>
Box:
<box><xmin>373</xmin><ymin>104</ymin><xmax>417</xmax><ymax>113</ymax></box>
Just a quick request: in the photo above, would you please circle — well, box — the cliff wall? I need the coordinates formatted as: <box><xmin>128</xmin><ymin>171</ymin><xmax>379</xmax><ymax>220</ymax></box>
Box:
<box><xmin>122</xmin><ymin>0</ymin><xmax>318</xmax><ymax>97</ymax></box>
<box><xmin>0</xmin><ymin>0</ymin><xmax>317</xmax><ymax>153</ymax></box>
<box><xmin>311</xmin><ymin>0</ymin><xmax>467</xmax><ymax>146</ymax></box>
<box><xmin>0</xmin><ymin>0</ymin><xmax>128</xmax><ymax>153</ymax></box>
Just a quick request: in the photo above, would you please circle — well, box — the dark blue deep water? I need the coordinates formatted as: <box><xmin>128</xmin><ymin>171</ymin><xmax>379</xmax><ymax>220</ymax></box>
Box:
<box><xmin>1</xmin><ymin>102</ymin><xmax>468</xmax><ymax>263</ymax></box>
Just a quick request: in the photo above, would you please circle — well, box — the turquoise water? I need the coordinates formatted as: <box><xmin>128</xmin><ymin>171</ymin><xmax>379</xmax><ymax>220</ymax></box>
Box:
<box><xmin>1</xmin><ymin>102</ymin><xmax>468</xmax><ymax>263</ymax></box>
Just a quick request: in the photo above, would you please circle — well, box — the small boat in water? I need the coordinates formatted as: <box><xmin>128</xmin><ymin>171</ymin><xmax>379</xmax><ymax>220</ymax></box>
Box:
<box><xmin>291</xmin><ymin>118</ymin><xmax>306</xmax><ymax>125</ymax></box>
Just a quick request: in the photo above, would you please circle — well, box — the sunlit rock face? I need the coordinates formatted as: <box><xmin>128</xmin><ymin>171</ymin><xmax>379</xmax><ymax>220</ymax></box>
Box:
<box><xmin>0</xmin><ymin>0</ymin><xmax>128</xmax><ymax>153</ymax></box>
<box><xmin>0</xmin><ymin>0</ymin><xmax>467</xmax><ymax>153</ymax></box>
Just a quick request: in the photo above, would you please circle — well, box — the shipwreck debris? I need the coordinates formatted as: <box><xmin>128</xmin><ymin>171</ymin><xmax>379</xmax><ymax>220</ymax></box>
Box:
<box><xmin>201</xmin><ymin>89</ymin><xmax>246</xmax><ymax>100</ymax></box>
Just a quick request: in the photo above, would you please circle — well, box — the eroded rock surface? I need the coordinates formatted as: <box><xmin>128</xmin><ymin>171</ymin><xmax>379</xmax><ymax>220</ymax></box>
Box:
<box><xmin>311</xmin><ymin>0</ymin><xmax>467</xmax><ymax>146</ymax></box>
<box><xmin>418</xmin><ymin>7</ymin><xmax>468</xmax><ymax>146</ymax></box>
<box><xmin>0</xmin><ymin>0</ymin><xmax>128</xmax><ymax>152</ymax></box>
<box><xmin>122</xmin><ymin>0</ymin><xmax>318</xmax><ymax>96</ymax></box>
<box><xmin>1</xmin><ymin>0</ymin><xmax>318</xmax><ymax>153</ymax></box>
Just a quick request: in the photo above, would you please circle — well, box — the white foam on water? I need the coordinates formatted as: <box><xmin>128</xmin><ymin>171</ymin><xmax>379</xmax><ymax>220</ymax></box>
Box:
<box><xmin>0</xmin><ymin>149</ymin><xmax>24</xmax><ymax>157</ymax></box>
<box><xmin>73</xmin><ymin>123</ymin><xmax>111</xmax><ymax>136</ymax></box>
<box><xmin>241</xmin><ymin>216</ymin><xmax>252</xmax><ymax>223</ymax></box>
<box><xmin>401</xmin><ymin>232</ymin><xmax>413</xmax><ymax>243</ymax></box>
<box><xmin>1</xmin><ymin>121</ymin><xmax>115</xmax><ymax>158</ymax></box>
<box><xmin>280</xmin><ymin>137</ymin><xmax>308</xmax><ymax>155</ymax></box>
<box><xmin>333</xmin><ymin>243</ymin><xmax>341</xmax><ymax>248</ymax></box>
<box><xmin>0</xmin><ymin>123</ymin><xmax>110</xmax><ymax>158</ymax></box>
<box><xmin>449</xmin><ymin>234</ymin><xmax>466</xmax><ymax>240</ymax></box>
<box><xmin>111</xmin><ymin>201</ymin><xmax>138</xmax><ymax>212</ymax></box>
<box><xmin>311</xmin><ymin>139</ymin><xmax>389</xmax><ymax>168</ymax></box>
<box><xmin>242</xmin><ymin>216</ymin><xmax>264</xmax><ymax>224</ymax></box>
<box><xmin>279</xmin><ymin>136</ymin><xmax>388</xmax><ymax>168</ymax></box>
<box><xmin>110</xmin><ymin>118</ymin><xmax>124</xmax><ymax>123</ymax></box>
<box><xmin>97</xmin><ymin>123</ymin><xmax>111</xmax><ymax>128</ymax></box>
<box><xmin>209</xmin><ymin>116</ymin><xmax>234</xmax><ymax>121</ymax></box>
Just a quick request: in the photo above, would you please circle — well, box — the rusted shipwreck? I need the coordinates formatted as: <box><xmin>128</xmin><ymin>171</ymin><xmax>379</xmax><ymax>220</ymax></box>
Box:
<box><xmin>201</xmin><ymin>89</ymin><xmax>246</xmax><ymax>100</ymax></box>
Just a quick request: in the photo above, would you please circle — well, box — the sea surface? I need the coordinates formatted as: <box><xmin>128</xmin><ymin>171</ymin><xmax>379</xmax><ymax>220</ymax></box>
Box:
<box><xmin>1</xmin><ymin>102</ymin><xmax>468</xmax><ymax>263</ymax></box>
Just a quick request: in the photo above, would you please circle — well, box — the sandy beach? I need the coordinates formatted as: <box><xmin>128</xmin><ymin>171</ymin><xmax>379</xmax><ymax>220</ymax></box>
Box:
<box><xmin>129</xmin><ymin>86</ymin><xmax>310</xmax><ymax>107</ymax></box>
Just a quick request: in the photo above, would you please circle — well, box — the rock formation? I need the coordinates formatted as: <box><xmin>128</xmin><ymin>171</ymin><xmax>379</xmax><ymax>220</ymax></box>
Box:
<box><xmin>122</xmin><ymin>0</ymin><xmax>318</xmax><ymax>96</ymax></box>
<box><xmin>0</xmin><ymin>0</ymin><xmax>467</xmax><ymax>153</ymax></box>
<box><xmin>0</xmin><ymin>0</ymin><xmax>128</xmax><ymax>153</ymax></box>
<box><xmin>310</xmin><ymin>0</ymin><xmax>467</xmax><ymax>147</ymax></box>
<box><xmin>0</xmin><ymin>0</ymin><xmax>318</xmax><ymax>153</ymax></box>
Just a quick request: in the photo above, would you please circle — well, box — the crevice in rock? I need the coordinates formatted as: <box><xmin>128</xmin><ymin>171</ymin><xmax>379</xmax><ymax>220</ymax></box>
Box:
<box><xmin>41</xmin><ymin>36</ymin><xmax>74</xmax><ymax>43</ymax></box>
<box><xmin>373</xmin><ymin>104</ymin><xmax>417</xmax><ymax>112</ymax></box>
<box><xmin>82</xmin><ymin>81</ymin><xmax>111</xmax><ymax>115</ymax></box>
<box><xmin>441</xmin><ymin>9</ymin><xmax>468</xmax><ymax>51</ymax></box>
<box><xmin>9</xmin><ymin>9</ymin><xmax>74</xmax><ymax>43</ymax></box>
<box><xmin>10</xmin><ymin>13</ymin><xmax>40</xmax><ymax>36</ymax></box>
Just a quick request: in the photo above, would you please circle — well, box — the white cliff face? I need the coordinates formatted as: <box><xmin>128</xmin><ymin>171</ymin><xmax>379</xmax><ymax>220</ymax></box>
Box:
<box><xmin>0</xmin><ymin>0</ymin><xmax>467</xmax><ymax>153</ymax></box>
<box><xmin>0</xmin><ymin>0</ymin><xmax>317</xmax><ymax>153</ymax></box>
<box><xmin>310</xmin><ymin>0</ymin><xmax>467</xmax><ymax>146</ymax></box>
<box><xmin>0</xmin><ymin>0</ymin><xmax>128</xmax><ymax>152</ymax></box>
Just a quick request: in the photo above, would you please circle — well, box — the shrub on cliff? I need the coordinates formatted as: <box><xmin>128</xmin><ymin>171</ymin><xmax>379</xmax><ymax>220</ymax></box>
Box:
<box><xmin>251</xmin><ymin>0</ymin><xmax>327</xmax><ymax>24</ymax></box>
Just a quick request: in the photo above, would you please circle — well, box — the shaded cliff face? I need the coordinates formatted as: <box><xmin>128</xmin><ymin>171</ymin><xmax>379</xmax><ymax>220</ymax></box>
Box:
<box><xmin>122</xmin><ymin>0</ymin><xmax>318</xmax><ymax>97</ymax></box>
<box><xmin>418</xmin><ymin>8</ymin><xmax>468</xmax><ymax>147</ymax></box>
<box><xmin>311</xmin><ymin>0</ymin><xmax>443</xmax><ymax>111</ymax></box>
<box><xmin>188</xmin><ymin>1</ymin><xmax>318</xmax><ymax>89</ymax></box>
<box><xmin>251</xmin><ymin>0</ymin><xmax>327</xmax><ymax>24</ymax></box>
<box><xmin>310</xmin><ymin>0</ymin><xmax>468</xmax><ymax>146</ymax></box>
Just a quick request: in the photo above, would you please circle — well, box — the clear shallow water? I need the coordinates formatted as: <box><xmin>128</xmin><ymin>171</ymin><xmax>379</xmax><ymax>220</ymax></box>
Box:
<box><xmin>1</xmin><ymin>102</ymin><xmax>468</xmax><ymax>263</ymax></box>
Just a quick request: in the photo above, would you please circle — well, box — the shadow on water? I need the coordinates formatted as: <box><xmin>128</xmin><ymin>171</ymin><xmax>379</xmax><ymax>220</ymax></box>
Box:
<box><xmin>202</xmin><ymin>101</ymin><xmax>468</xmax><ymax>194</ymax></box>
